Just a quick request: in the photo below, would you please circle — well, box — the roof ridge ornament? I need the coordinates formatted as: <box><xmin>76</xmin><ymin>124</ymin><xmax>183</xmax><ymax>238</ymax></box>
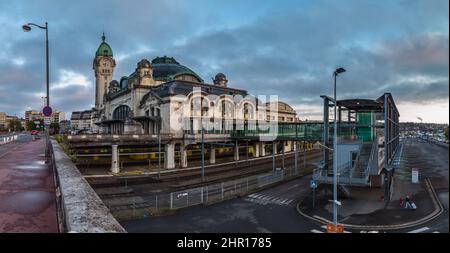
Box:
<box><xmin>102</xmin><ymin>32</ymin><xmax>106</xmax><ymax>42</ymax></box>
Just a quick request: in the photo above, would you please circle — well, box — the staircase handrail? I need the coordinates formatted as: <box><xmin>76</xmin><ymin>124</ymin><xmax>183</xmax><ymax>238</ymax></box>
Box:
<box><xmin>365</xmin><ymin>140</ymin><xmax>377</xmax><ymax>181</ymax></box>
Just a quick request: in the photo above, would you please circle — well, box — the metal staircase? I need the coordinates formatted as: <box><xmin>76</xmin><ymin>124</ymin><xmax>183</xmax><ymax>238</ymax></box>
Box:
<box><xmin>351</xmin><ymin>142</ymin><xmax>372</xmax><ymax>179</ymax></box>
<box><xmin>339</xmin><ymin>185</ymin><xmax>351</xmax><ymax>198</ymax></box>
<box><xmin>313</xmin><ymin>141</ymin><xmax>377</xmax><ymax>187</ymax></box>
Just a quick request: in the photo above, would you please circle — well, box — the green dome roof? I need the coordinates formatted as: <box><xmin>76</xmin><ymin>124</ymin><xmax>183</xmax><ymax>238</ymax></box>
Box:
<box><xmin>95</xmin><ymin>33</ymin><xmax>113</xmax><ymax>57</ymax></box>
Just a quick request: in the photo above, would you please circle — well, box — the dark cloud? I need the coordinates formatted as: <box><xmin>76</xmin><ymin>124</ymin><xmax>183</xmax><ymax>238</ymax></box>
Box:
<box><xmin>0</xmin><ymin>0</ymin><xmax>448</xmax><ymax>122</ymax></box>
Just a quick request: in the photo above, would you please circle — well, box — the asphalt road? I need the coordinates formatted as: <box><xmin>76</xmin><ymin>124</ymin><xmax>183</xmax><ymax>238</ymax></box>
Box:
<box><xmin>122</xmin><ymin>138</ymin><xmax>449</xmax><ymax>233</ymax></box>
<box><xmin>122</xmin><ymin>174</ymin><xmax>319</xmax><ymax>233</ymax></box>
<box><xmin>391</xmin><ymin>138</ymin><xmax>449</xmax><ymax>234</ymax></box>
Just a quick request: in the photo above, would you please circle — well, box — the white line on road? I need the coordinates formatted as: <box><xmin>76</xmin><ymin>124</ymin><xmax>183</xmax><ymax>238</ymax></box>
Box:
<box><xmin>255</xmin><ymin>194</ymin><xmax>266</xmax><ymax>200</ymax></box>
<box><xmin>408</xmin><ymin>227</ymin><xmax>430</xmax><ymax>233</ymax></box>
<box><xmin>280</xmin><ymin>199</ymin><xmax>290</xmax><ymax>204</ymax></box>
<box><xmin>272</xmin><ymin>197</ymin><xmax>282</xmax><ymax>202</ymax></box>
<box><xmin>263</xmin><ymin>196</ymin><xmax>274</xmax><ymax>201</ymax></box>
<box><xmin>432</xmin><ymin>231</ymin><xmax>440</xmax><ymax>233</ymax></box>
<box><xmin>310</xmin><ymin>229</ymin><xmax>324</xmax><ymax>233</ymax></box>
<box><xmin>287</xmin><ymin>184</ymin><xmax>300</xmax><ymax>190</ymax></box>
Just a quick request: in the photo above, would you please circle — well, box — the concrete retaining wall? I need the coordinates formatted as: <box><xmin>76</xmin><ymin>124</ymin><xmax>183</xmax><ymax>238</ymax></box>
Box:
<box><xmin>50</xmin><ymin>139</ymin><xmax>126</xmax><ymax>233</ymax></box>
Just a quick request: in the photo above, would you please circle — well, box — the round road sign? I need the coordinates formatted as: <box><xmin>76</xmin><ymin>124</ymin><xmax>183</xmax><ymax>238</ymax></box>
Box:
<box><xmin>43</xmin><ymin>106</ymin><xmax>52</xmax><ymax>117</ymax></box>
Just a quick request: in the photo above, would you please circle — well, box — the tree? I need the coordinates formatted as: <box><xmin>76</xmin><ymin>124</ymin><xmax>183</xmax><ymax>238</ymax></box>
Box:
<box><xmin>7</xmin><ymin>119</ymin><xmax>24</xmax><ymax>132</ymax></box>
<box><xmin>50</xmin><ymin>122</ymin><xmax>60</xmax><ymax>135</ymax></box>
<box><xmin>445</xmin><ymin>127</ymin><xmax>449</xmax><ymax>140</ymax></box>
<box><xmin>26</xmin><ymin>121</ymin><xmax>36</xmax><ymax>131</ymax></box>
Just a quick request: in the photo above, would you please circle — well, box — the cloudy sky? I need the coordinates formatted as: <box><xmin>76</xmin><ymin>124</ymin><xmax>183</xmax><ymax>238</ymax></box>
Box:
<box><xmin>0</xmin><ymin>0</ymin><xmax>448</xmax><ymax>123</ymax></box>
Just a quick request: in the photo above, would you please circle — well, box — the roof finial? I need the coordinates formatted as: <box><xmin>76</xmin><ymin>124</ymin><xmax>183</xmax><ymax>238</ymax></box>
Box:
<box><xmin>102</xmin><ymin>31</ymin><xmax>106</xmax><ymax>42</ymax></box>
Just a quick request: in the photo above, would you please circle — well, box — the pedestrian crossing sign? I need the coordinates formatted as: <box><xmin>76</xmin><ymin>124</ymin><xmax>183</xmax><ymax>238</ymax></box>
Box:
<box><xmin>310</xmin><ymin>180</ymin><xmax>317</xmax><ymax>189</ymax></box>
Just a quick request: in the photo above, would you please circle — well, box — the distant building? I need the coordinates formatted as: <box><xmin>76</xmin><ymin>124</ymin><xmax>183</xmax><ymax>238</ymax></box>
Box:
<box><xmin>52</xmin><ymin>111</ymin><xmax>66</xmax><ymax>123</ymax></box>
<box><xmin>0</xmin><ymin>112</ymin><xmax>6</xmax><ymax>129</ymax></box>
<box><xmin>71</xmin><ymin>110</ymin><xmax>93</xmax><ymax>132</ymax></box>
<box><xmin>6</xmin><ymin>115</ymin><xmax>18</xmax><ymax>126</ymax></box>
<box><xmin>265</xmin><ymin>101</ymin><xmax>299</xmax><ymax>123</ymax></box>
<box><xmin>25</xmin><ymin>110</ymin><xmax>42</xmax><ymax>122</ymax></box>
<box><xmin>59</xmin><ymin>120</ymin><xmax>71</xmax><ymax>134</ymax></box>
<box><xmin>264</xmin><ymin>101</ymin><xmax>299</xmax><ymax>152</ymax></box>
<box><xmin>0</xmin><ymin>113</ymin><xmax>21</xmax><ymax>130</ymax></box>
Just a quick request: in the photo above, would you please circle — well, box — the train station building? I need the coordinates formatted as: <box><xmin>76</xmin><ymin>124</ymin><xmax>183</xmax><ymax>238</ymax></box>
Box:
<box><xmin>85</xmin><ymin>34</ymin><xmax>299</xmax><ymax>170</ymax></box>
<box><xmin>72</xmin><ymin>34</ymin><xmax>400</xmax><ymax>199</ymax></box>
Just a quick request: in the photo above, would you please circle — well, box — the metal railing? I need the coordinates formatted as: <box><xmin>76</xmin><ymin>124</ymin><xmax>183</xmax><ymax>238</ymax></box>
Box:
<box><xmin>0</xmin><ymin>134</ymin><xmax>18</xmax><ymax>145</ymax></box>
<box><xmin>365</xmin><ymin>140</ymin><xmax>378</xmax><ymax>180</ymax></box>
<box><xmin>103</xmin><ymin>165</ymin><xmax>306</xmax><ymax>220</ymax></box>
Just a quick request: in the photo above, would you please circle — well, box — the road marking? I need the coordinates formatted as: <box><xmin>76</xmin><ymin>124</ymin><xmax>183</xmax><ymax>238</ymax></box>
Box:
<box><xmin>287</xmin><ymin>183</ymin><xmax>300</xmax><ymax>190</ymax></box>
<box><xmin>432</xmin><ymin>231</ymin><xmax>440</xmax><ymax>233</ymax></box>
<box><xmin>256</xmin><ymin>194</ymin><xmax>266</xmax><ymax>200</ymax></box>
<box><xmin>262</xmin><ymin>196</ymin><xmax>272</xmax><ymax>201</ymax></box>
<box><xmin>408</xmin><ymin>227</ymin><xmax>430</xmax><ymax>233</ymax></box>
<box><xmin>280</xmin><ymin>199</ymin><xmax>290</xmax><ymax>204</ymax></box>
<box><xmin>311</xmin><ymin>229</ymin><xmax>324</xmax><ymax>233</ymax></box>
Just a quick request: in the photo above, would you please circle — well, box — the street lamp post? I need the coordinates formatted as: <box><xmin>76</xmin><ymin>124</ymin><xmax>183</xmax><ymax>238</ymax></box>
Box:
<box><xmin>23</xmin><ymin>22</ymin><xmax>50</xmax><ymax>156</ymax></box>
<box><xmin>23</xmin><ymin>22</ymin><xmax>49</xmax><ymax>107</ymax></box>
<box><xmin>332</xmin><ymin>67</ymin><xmax>346</xmax><ymax>230</ymax></box>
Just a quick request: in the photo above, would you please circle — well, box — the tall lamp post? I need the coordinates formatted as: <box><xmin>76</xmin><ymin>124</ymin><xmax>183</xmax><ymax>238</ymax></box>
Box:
<box><xmin>332</xmin><ymin>67</ymin><xmax>346</xmax><ymax>230</ymax></box>
<box><xmin>23</xmin><ymin>22</ymin><xmax>49</xmax><ymax>107</ymax></box>
<box><xmin>23</xmin><ymin>22</ymin><xmax>50</xmax><ymax>155</ymax></box>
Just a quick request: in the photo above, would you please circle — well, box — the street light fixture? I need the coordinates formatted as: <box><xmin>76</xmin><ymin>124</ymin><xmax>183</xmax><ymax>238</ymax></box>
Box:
<box><xmin>332</xmin><ymin>67</ymin><xmax>346</xmax><ymax>231</ymax></box>
<box><xmin>23</xmin><ymin>22</ymin><xmax>50</xmax><ymax>156</ymax></box>
<box><xmin>22</xmin><ymin>22</ymin><xmax>49</xmax><ymax>107</ymax></box>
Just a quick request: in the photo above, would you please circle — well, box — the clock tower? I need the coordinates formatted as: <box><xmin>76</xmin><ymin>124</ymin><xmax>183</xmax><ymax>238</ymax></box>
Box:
<box><xmin>93</xmin><ymin>33</ymin><xmax>116</xmax><ymax>109</ymax></box>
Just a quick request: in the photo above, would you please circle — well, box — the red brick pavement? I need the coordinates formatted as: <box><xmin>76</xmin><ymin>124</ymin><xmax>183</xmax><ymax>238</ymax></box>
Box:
<box><xmin>0</xmin><ymin>138</ymin><xmax>58</xmax><ymax>233</ymax></box>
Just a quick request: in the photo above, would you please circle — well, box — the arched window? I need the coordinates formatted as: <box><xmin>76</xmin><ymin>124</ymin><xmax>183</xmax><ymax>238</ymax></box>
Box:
<box><xmin>219</xmin><ymin>100</ymin><xmax>235</xmax><ymax>118</ymax></box>
<box><xmin>243</xmin><ymin>102</ymin><xmax>255</xmax><ymax>120</ymax></box>
<box><xmin>190</xmin><ymin>96</ymin><xmax>208</xmax><ymax>117</ymax></box>
<box><xmin>112</xmin><ymin>105</ymin><xmax>131</xmax><ymax>120</ymax></box>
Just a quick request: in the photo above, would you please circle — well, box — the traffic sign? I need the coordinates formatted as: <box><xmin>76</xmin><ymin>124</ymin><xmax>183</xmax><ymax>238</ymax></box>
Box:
<box><xmin>42</xmin><ymin>106</ymin><xmax>52</xmax><ymax>117</ymax></box>
<box><xmin>44</xmin><ymin>116</ymin><xmax>51</xmax><ymax>125</ymax></box>
<box><xmin>310</xmin><ymin>179</ymin><xmax>317</xmax><ymax>189</ymax></box>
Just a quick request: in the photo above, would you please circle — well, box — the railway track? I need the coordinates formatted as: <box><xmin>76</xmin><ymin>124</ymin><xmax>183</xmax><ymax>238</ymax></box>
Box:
<box><xmin>89</xmin><ymin>150</ymin><xmax>322</xmax><ymax>189</ymax></box>
<box><xmin>97</xmin><ymin>150</ymin><xmax>323</xmax><ymax>214</ymax></box>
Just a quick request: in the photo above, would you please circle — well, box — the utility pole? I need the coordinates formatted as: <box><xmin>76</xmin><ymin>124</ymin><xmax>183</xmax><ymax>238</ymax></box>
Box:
<box><xmin>332</xmin><ymin>67</ymin><xmax>346</xmax><ymax>231</ymax></box>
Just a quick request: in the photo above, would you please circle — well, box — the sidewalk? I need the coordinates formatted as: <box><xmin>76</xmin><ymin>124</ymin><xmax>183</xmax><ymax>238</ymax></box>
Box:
<box><xmin>0</xmin><ymin>138</ymin><xmax>58</xmax><ymax>232</ymax></box>
<box><xmin>298</xmin><ymin>174</ymin><xmax>439</xmax><ymax>230</ymax></box>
